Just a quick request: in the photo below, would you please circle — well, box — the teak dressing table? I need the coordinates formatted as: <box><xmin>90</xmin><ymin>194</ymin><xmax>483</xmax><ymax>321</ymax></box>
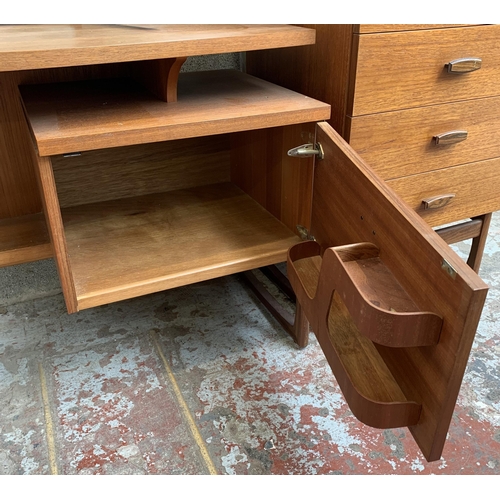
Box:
<box><xmin>0</xmin><ymin>24</ymin><xmax>494</xmax><ymax>462</ymax></box>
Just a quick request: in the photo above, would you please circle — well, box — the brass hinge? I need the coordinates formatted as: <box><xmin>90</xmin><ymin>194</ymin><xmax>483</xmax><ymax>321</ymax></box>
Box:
<box><xmin>296</xmin><ymin>225</ymin><xmax>316</xmax><ymax>241</ymax></box>
<box><xmin>287</xmin><ymin>143</ymin><xmax>324</xmax><ymax>160</ymax></box>
<box><xmin>441</xmin><ymin>259</ymin><xmax>457</xmax><ymax>279</ymax></box>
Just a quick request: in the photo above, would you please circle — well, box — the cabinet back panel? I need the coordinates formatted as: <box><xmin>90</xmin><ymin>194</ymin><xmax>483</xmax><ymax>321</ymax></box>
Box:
<box><xmin>0</xmin><ymin>65</ymin><xmax>132</xmax><ymax>220</ymax></box>
<box><xmin>52</xmin><ymin>135</ymin><xmax>231</xmax><ymax>208</ymax></box>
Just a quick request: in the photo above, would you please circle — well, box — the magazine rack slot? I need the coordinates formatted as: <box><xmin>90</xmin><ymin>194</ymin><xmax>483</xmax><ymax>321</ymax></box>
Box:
<box><xmin>286</xmin><ymin>240</ymin><xmax>442</xmax><ymax>428</ymax></box>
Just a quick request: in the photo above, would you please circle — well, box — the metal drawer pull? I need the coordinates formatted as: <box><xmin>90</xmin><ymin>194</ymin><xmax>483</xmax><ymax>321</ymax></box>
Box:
<box><xmin>422</xmin><ymin>194</ymin><xmax>455</xmax><ymax>210</ymax></box>
<box><xmin>446</xmin><ymin>57</ymin><xmax>482</xmax><ymax>73</ymax></box>
<box><xmin>433</xmin><ymin>130</ymin><xmax>468</xmax><ymax>145</ymax></box>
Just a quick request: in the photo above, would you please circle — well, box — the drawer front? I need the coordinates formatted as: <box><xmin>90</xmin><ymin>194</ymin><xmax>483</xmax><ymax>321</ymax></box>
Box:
<box><xmin>352</xmin><ymin>25</ymin><xmax>500</xmax><ymax>115</ymax></box>
<box><xmin>386</xmin><ymin>157</ymin><xmax>500</xmax><ymax>227</ymax></box>
<box><xmin>347</xmin><ymin>95</ymin><xmax>500</xmax><ymax>179</ymax></box>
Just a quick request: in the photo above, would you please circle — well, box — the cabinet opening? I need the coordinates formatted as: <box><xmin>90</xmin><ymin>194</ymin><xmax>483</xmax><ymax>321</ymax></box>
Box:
<box><xmin>21</xmin><ymin>66</ymin><xmax>328</xmax><ymax>313</ymax></box>
<box><xmin>45</xmin><ymin>126</ymin><xmax>316</xmax><ymax>311</ymax></box>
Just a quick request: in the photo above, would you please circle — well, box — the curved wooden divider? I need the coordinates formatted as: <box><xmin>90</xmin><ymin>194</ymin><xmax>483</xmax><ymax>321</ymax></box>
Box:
<box><xmin>287</xmin><ymin>240</ymin><xmax>431</xmax><ymax>429</ymax></box>
<box><xmin>289</xmin><ymin>241</ymin><xmax>442</xmax><ymax>347</ymax></box>
<box><xmin>130</xmin><ymin>57</ymin><xmax>187</xmax><ymax>102</ymax></box>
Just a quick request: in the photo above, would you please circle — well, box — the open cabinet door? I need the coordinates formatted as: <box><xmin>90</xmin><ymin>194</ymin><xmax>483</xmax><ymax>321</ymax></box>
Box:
<box><xmin>287</xmin><ymin>122</ymin><xmax>488</xmax><ymax>462</ymax></box>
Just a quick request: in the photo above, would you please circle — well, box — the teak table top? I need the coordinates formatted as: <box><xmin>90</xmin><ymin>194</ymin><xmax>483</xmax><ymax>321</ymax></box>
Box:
<box><xmin>0</xmin><ymin>24</ymin><xmax>316</xmax><ymax>71</ymax></box>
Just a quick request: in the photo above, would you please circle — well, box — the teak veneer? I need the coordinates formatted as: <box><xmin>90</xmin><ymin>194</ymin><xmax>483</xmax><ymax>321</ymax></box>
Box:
<box><xmin>21</xmin><ymin>70</ymin><xmax>330</xmax><ymax>156</ymax></box>
<box><xmin>60</xmin><ymin>183</ymin><xmax>300</xmax><ymax>311</ymax></box>
<box><xmin>288</xmin><ymin>248</ymin><xmax>423</xmax><ymax>429</ymax></box>
<box><xmin>0</xmin><ymin>24</ymin><xmax>493</xmax><ymax>464</ymax></box>
<box><xmin>0</xmin><ymin>24</ymin><xmax>316</xmax><ymax>71</ymax></box>
<box><xmin>0</xmin><ymin>213</ymin><xmax>51</xmax><ymax>267</ymax></box>
<box><xmin>289</xmin><ymin>241</ymin><xmax>443</xmax><ymax>349</ymax></box>
<box><xmin>275</xmin><ymin>122</ymin><xmax>488</xmax><ymax>461</ymax></box>
<box><xmin>246</xmin><ymin>24</ymin><xmax>500</xmax><ymax>271</ymax></box>
<box><xmin>0</xmin><ymin>23</ymin><xmax>318</xmax><ymax>248</ymax></box>
<box><xmin>20</xmin><ymin>65</ymin><xmax>329</xmax><ymax>314</ymax></box>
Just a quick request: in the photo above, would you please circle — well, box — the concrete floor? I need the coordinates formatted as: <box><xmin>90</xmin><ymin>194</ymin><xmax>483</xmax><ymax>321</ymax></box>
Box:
<box><xmin>0</xmin><ymin>213</ymin><xmax>499</xmax><ymax>475</ymax></box>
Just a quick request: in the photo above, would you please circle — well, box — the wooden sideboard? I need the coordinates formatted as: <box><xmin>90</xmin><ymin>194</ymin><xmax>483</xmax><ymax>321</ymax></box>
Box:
<box><xmin>247</xmin><ymin>24</ymin><xmax>500</xmax><ymax>271</ymax></box>
<box><xmin>0</xmin><ymin>25</ymin><xmax>492</xmax><ymax>463</ymax></box>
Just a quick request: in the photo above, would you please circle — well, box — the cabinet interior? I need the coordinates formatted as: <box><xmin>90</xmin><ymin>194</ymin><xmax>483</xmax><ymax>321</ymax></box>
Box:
<box><xmin>50</xmin><ymin>128</ymin><xmax>314</xmax><ymax>310</ymax></box>
<box><xmin>20</xmin><ymin>69</ymin><xmax>329</xmax><ymax>312</ymax></box>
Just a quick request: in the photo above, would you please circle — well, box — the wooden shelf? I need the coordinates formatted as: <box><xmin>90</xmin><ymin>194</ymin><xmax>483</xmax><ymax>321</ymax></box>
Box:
<box><xmin>60</xmin><ymin>182</ymin><xmax>301</xmax><ymax>311</ymax></box>
<box><xmin>20</xmin><ymin>70</ymin><xmax>331</xmax><ymax>156</ymax></box>
<box><xmin>0</xmin><ymin>213</ymin><xmax>52</xmax><ymax>267</ymax></box>
<box><xmin>0</xmin><ymin>24</ymin><xmax>316</xmax><ymax>72</ymax></box>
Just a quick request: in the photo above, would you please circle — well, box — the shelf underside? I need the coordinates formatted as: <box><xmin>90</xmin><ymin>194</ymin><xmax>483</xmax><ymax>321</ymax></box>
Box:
<box><xmin>62</xmin><ymin>182</ymin><xmax>301</xmax><ymax>310</ymax></box>
<box><xmin>20</xmin><ymin>70</ymin><xmax>331</xmax><ymax>156</ymax></box>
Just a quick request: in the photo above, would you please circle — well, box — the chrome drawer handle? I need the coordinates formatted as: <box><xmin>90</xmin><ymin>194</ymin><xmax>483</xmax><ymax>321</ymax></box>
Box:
<box><xmin>422</xmin><ymin>194</ymin><xmax>455</xmax><ymax>210</ymax></box>
<box><xmin>446</xmin><ymin>57</ymin><xmax>482</xmax><ymax>73</ymax></box>
<box><xmin>433</xmin><ymin>130</ymin><xmax>468</xmax><ymax>145</ymax></box>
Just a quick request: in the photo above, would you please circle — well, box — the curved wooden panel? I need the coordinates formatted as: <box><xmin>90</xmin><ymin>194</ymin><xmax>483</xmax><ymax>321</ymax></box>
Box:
<box><xmin>289</xmin><ymin>241</ymin><xmax>442</xmax><ymax>348</ymax></box>
<box><xmin>308</xmin><ymin>122</ymin><xmax>487</xmax><ymax>461</ymax></box>
<box><xmin>287</xmin><ymin>241</ymin><xmax>422</xmax><ymax>429</ymax></box>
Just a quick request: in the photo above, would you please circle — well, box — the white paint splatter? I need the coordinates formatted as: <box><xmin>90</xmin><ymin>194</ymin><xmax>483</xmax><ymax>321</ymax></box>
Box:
<box><xmin>220</xmin><ymin>445</ymin><xmax>248</xmax><ymax>475</ymax></box>
<box><xmin>117</xmin><ymin>444</ymin><xmax>140</xmax><ymax>458</ymax></box>
<box><xmin>3</xmin><ymin>428</ymin><xmax>40</xmax><ymax>474</ymax></box>
<box><xmin>410</xmin><ymin>457</ymin><xmax>425</xmax><ymax>472</ymax></box>
<box><xmin>21</xmin><ymin>457</ymin><xmax>39</xmax><ymax>474</ymax></box>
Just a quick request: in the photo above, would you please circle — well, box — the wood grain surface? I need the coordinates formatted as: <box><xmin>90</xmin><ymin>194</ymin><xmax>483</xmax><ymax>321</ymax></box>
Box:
<box><xmin>33</xmin><ymin>154</ymin><xmax>78</xmax><ymax>313</ymax></box>
<box><xmin>0</xmin><ymin>213</ymin><xmax>52</xmax><ymax>267</ymax></box>
<box><xmin>231</xmin><ymin>124</ymin><xmax>316</xmax><ymax>234</ymax></box>
<box><xmin>52</xmin><ymin>135</ymin><xmax>231</xmax><ymax>208</ymax></box>
<box><xmin>387</xmin><ymin>156</ymin><xmax>500</xmax><ymax>227</ymax></box>
<box><xmin>352</xmin><ymin>25</ymin><xmax>500</xmax><ymax>115</ymax></box>
<box><xmin>0</xmin><ymin>61</ymin><xmax>146</xmax><ymax>220</ymax></box>
<box><xmin>60</xmin><ymin>182</ymin><xmax>300</xmax><ymax>310</ymax></box>
<box><xmin>307</xmin><ymin>122</ymin><xmax>487</xmax><ymax>461</ymax></box>
<box><xmin>0</xmin><ymin>73</ymin><xmax>44</xmax><ymax>219</ymax></box>
<box><xmin>0</xmin><ymin>24</ymin><xmax>315</xmax><ymax>71</ymax></box>
<box><xmin>130</xmin><ymin>57</ymin><xmax>187</xmax><ymax>102</ymax></box>
<box><xmin>436</xmin><ymin>219</ymin><xmax>483</xmax><ymax>245</ymax></box>
<box><xmin>290</xmin><ymin>240</ymin><xmax>443</xmax><ymax>349</ymax></box>
<box><xmin>347</xmin><ymin>95</ymin><xmax>500</xmax><ymax>178</ymax></box>
<box><xmin>354</xmin><ymin>25</ymin><xmax>472</xmax><ymax>33</ymax></box>
<box><xmin>288</xmin><ymin>244</ymin><xmax>422</xmax><ymax>429</ymax></box>
<box><xmin>20</xmin><ymin>70</ymin><xmax>330</xmax><ymax>156</ymax></box>
<box><xmin>247</xmin><ymin>25</ymin><xmax>354</xmax><ymax>138</ymax></box>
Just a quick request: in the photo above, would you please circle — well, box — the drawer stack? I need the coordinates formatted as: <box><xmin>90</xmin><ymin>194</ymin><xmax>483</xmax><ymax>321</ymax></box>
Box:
<box><xmin>347</xmin><ymin>24</ymin><xmax>500</xmax><ymax>228</ymax></box>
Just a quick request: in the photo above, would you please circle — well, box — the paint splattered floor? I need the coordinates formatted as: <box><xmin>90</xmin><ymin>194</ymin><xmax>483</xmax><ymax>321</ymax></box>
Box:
<box><xmin>1</xmin><ymin>213</ymin><xmax>499</xmax><ymax>475</ymax></box>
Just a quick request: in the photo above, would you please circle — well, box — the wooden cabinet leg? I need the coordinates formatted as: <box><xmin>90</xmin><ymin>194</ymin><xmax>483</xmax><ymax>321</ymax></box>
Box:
<box><xmin>435</xmin><ymin>213</ymin><xmax>492</xmax><ymax>274</ymax></box>
<box><xmin>467</xmin><ymin>213</ymin><xmax>492</xmax><ymax>273</ymax></box>
<box><xmin>241</xmin><ymin>266</ymin><xmax>310</xmax><ymax>348</ymax></box>
<box><xmin>293</xmin><ymin>301</ymin><xmax>310</xmax><ymax>348</ymax></box>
